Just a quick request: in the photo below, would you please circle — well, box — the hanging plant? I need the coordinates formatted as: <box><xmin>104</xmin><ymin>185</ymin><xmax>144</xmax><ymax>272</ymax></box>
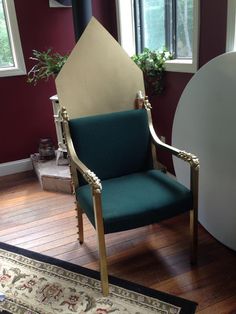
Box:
<box><xmin>131</xmin><ymin>48</ymin><xmax>172</xmax><ymax>95</ymax></box>
<box><xmin>27</xmin><ymin>49</ymin><xmax>68</xmax><ymax>85</ymax></box>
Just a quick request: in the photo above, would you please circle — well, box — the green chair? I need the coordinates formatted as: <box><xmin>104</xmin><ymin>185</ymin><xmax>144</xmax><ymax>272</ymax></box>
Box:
<box><xmin>61</xmin><ymin>97</ymin><xmax>199</xmax><ymax>296</ymax></box>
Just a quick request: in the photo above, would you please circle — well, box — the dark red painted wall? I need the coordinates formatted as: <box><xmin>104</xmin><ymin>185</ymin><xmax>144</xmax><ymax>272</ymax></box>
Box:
<box><xmin>0</xmin><ymin>0</ymin><xmax>117</xmax><ymax>164</ymax></box>
<box><xmin>0</xmin><ymin>0</ymin><xmax>74</xmax><ymax>164</ymax></box>
<box><xmin>0</xmin><ymin>0</ymin><xmax>228</xmax><ymax>165</ymax></box>
<box><xmin>199</xmin><ymin>0</ymin><xmax>228</xmax><ymax>68</ymax></box>
<box><xmin>92</xmin><ymin>0</ymin><xmax>117</xmax><ymax>39</ymax></box>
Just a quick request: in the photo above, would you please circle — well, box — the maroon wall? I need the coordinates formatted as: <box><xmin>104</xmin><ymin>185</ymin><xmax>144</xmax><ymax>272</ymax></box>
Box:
<box><xmin>0</xmin><ymin>0</ymin><xmax>228</xmax><ymax>165</ymax></box>
<box><xmin>199</xmin><ymin>0</ymin><xmax>228</xmax><ymax>68</ymax></box>
<box><xmin>0</xmin><ymin>0</ymin><xmax>74</xmax><ymax>164</ymax></box>
<box><xmin>0</xmin><ymin>0</ymin><xmax>117</xmax><ymax>164</ymax></box>
<box><xmin>92</xmin><ymin>0</ymin><xmax>117</xmax><ymax>40</ymax></box>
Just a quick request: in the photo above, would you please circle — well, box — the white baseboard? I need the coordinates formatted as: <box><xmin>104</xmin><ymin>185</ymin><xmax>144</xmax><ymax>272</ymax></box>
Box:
<box><xmin>0</xmin><ymin>158</ymin><xmax>33</xmax><ymax>177</ymax></box>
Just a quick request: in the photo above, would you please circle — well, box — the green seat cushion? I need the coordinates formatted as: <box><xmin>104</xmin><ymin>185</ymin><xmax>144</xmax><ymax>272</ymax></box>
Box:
<box><xmin>76</xmin><ymin>169</ymin><xmax>193</xmax><ymax>234</ymax></box>
<box><xmin>69</xmin><ymin>109</ymin><xmax>152</xmax><ymax>185</ymax></box>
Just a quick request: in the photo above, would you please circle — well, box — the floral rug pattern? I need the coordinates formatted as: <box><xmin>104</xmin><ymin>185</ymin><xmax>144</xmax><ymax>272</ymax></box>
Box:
<box><xmin>0</xmin><ymin>248</ymin><xmax>181</xmax><ymax>314</ymax></box>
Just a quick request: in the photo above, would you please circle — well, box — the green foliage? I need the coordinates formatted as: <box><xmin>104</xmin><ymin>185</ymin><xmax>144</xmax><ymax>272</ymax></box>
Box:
<box><xmin>27</xmin><ymin>47</ymin><xmax>172</xmax><ymax>94</ymax></box>
<box><xmin>131</xmin><ymin>48</ymin><xmax>172</xmax><ymax>95</ymax></box>
<box><xmin>27</xmin><ymin>49</ymin><xmax>68</xmax><ymax>85</ymax></box>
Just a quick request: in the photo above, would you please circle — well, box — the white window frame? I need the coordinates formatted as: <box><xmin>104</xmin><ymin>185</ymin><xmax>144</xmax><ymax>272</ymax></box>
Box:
<box><xmin>226</xmin><ymin>0</ymin><xmax>236</xmax><ymax>52</ymax></box>
<box><xmin>0</xmin><ymin>0</ymin><xmax>26</xmax><ymax>77</ymax></box>
<box><xmin>116</xmin><ymin>0</ymin><xmax>200</xmax><ymax>73</ymax></box>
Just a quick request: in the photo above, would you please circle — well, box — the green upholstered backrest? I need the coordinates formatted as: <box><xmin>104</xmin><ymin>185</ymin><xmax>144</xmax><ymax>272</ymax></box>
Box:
<box><xmin>69</xmin><ymin>109</ymin><xmax>153</xmax><ymax>184</ymax></box>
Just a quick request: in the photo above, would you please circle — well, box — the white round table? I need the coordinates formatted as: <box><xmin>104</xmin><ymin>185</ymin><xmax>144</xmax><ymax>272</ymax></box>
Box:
<box><xmin>172</xmin><ymin>52</ymin><xmax>236</xmax><ymax>251</ymax></box>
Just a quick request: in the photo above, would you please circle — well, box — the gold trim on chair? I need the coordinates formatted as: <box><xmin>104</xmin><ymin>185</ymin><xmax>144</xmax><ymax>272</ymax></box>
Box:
<box><xmin>178</xmin><ymin>151</ymin><xmax>200</xmax><ymax>170</ymax></box>
<box><xmin>144</xmin><ymin>96</ymin><xmax>199</xmax><ymax>265</ymax></box>
<box><xmin>61</xmin><ymin>106</ymin><xmax>108</xmax><ymax>296</ymax></box>
<box><xmin>83</xmin><ymin>170</ymin><xmax>102</xmax><ymax>193</ymax></box>
<box><xmin>60</xmin><ymin>98</ymin><xmax>200</xmax><ymax>296</ymax></box>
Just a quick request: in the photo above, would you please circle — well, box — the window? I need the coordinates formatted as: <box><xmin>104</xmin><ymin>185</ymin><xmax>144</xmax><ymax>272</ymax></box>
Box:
<box><xmin>116</xmin><ymin>0</ymin><xmax>199</xmax><ymax>73</ymax></box>
<box><xmin>0</xmin><ymin>0</ymin><xmax>26</xmax><ymax>77</ymax></box>
<box><xmin>226</xmin><ymin>0</ymin><xmax>236</xmax><ymax>52</ymax></box>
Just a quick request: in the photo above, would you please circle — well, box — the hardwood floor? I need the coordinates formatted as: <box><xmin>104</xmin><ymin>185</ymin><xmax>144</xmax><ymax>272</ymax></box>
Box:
<box><xmin>1</xmin><ymin>176</ymin><xmax>236</xmax><ymax>313</ymax></box>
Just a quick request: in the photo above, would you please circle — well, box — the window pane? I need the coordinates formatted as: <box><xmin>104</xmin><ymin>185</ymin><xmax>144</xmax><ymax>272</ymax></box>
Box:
<box><xmin>0</xmin><ymin>0</ymin><xmax>14</xmax><ymax>68</ymax></box>
<box><xmin>142</xmin><ymin>0</ymin><xmax>165</xmax><ymax>50</ymax></box>
<box><xmin>176</xmin><ymin>0</ymin><xmax>193</xmax><ymax>58</ymax></box>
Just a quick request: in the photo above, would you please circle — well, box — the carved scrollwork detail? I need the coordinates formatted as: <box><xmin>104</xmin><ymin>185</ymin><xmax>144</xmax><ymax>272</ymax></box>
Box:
<box><xmin>178</xmin><ymin>151</ymin><xmax>200</xmax><ymax>170</ymax></box>
<box><xmin>83</xmin><ymin>170</ymin><xmax>102</xmax><ymax>192</ymax></box>
<box><xmin>143</xmin><ymin>96</ymin><xmax>152</xmax><ymax>110</ymax></box>
<box><xmin>61</xmin><ymin>106</ymin><xmax>69</xmax><ymax>121</ymax></box>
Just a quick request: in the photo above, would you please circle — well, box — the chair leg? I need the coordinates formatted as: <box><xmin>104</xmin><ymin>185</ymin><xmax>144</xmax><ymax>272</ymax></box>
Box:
<box><xmin>75</xmin><ymin>201</ymin><xmax>84</xmax><ymax>244</ymax></box>
<box><xmin>190</xmin><ymin>207</ymin><xmax>198</xmax><ymax>264</ymax></box>
<box><xmin>190</xmin><ymin>165</ymin><xmax>199</xmax><ymax>264</ymax></box>
<box><xmin>97</xmin><ymin>227</ymin><xmax>109</xmax><ymax>296</ymax></box>
<box><xmin>93</xmin><ymin>193</ymin><xmax>109</xmax><ymax>296</ymax></box>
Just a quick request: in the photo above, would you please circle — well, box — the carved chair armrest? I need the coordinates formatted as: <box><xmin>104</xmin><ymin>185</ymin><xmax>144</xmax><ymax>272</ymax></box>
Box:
<box><xmin>68</xmin><ymin>143</ymin><xmax>102</xmax><ymax>193</ymax></box>
<box><xmin>144</xmin><ymin>100</ymin><xmax>199</xmax><ymax>170</ymax></box>
<box><xmin>61</xmin><ymin>108</ymin><xmax>102</xmax><ymax>193</ymax></box>
<box><xmin>72</xmin><ymin>154</ymin><xmax>102</xmax><ymax>193</ymax></box>
<box><xmin>150</xmin><ymin>125</ymin><xmax>199</xmax><ymax>170</ymax></box>
<box><xmin>144</xmin><ymin>100</ymin><xmax>199</xmax><ymax>218</ymax></box>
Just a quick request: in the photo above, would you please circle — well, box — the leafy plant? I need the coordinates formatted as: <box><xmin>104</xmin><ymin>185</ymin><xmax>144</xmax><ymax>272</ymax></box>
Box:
<box><xmin>27</xmin><ymin>49</ymin><xmax>68</xmax><ymax>85</ymax></box>
<box><xmin>131</xmin><ymin>48</ymin><xmax>172</xmax><ymax>95</ymax></box>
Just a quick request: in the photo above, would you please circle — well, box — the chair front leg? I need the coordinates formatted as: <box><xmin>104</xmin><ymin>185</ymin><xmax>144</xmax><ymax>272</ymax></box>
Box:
<box><xmin>75</xmin><ymin>201</ymin><xmax>84</xmax><ymax>244</ymax></box>
<box><xmin>68</xmin><ymin>156</ymin><xmax>84</xmax><ymax>244</ymax></box>
<box><xmin>190</xmin><ymin>207</ymin><xmax>198</xmax><ymax>264</ymax></box>
<box><xmin>190</xmin><ymin>166</ymin><xmax>199</xmax><ymax>264</ymax></box>
<box><xmin>93</xmin><ymin>191</ymin><xmax>109</xmax><ymax>296</ymax></box>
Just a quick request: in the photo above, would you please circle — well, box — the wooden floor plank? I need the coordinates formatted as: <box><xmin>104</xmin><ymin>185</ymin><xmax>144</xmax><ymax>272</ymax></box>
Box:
<box><xmin>0</xmin><ymin>210</ymin><xmax>75</xmax><ymax>235</ymax></box>
<box><xmin>197</xmin><ymin>295</ymin><xmax>236</xmax><ymax>313</ymax></box>
<box><xmin>0</xmin><ymin>178</ymin><xmax>236</xmax><ymax>313</ymax></box>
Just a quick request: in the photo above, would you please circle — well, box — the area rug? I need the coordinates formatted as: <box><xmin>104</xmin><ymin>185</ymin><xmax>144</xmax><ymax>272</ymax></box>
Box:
<box><xmin>0</xmin><ymin>242</ymin><xmax>197</xmax><ymax>314</ymax></box>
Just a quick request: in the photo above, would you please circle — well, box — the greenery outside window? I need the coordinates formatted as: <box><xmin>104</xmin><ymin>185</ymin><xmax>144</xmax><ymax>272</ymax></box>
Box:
<box><xmin>116</xmin><ymin>0</ymin><xmax>200</xmax><ymax>73</ymax></box>
<box><xmin>226</xmin><ymin>0</ymin><xmax>236</xmax><ymax>52</ymax></box>
<box><xmin>0</xmin><ymin>0</ymin><xmax>26</xmax><ymax>77</ymax></box>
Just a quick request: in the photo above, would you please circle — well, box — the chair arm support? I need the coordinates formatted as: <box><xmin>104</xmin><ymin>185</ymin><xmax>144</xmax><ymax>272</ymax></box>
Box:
<box><xmin>61</xmin><ymin>107</ymin><xmax>102</xmax><ymax>193</ymax></box>
<box><xmin>146</xmin><ymin>106</ymin><xmax>199</xmax><ymax>170</ymax></box>
<box><xmin>83</xmin><ymin>169</ymin><xmax>102</xmax><ymax>193</ymax></box>
<box><xmin>178</xmin><ymin>151</ymin><xmax>200</xmax><ymax>170</ymax></box>
<box><xmin>147</xmin><ymin>105</ymin><xmax>199</xmax><ymax>215</ymax></box>
<box><xmin>69</xmin><ymin>142</ymin><xmax>102</xmax><ymax>193</ymax></box>
<box><xmin>68</xmin><ymin>140</ymin><xmax>102</xmax><ymax>193</ymax></box>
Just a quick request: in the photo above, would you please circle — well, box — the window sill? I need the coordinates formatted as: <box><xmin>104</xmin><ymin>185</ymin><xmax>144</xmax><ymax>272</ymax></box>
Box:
<box><xmin>165</xmin><ymin>59</ymin><xmax>198</xmax><ymax>73</ymax></box>
<box><xmin>0</xmin><ymin>67</ymin><xmax>26</xmax><ymax>78</ymax></box>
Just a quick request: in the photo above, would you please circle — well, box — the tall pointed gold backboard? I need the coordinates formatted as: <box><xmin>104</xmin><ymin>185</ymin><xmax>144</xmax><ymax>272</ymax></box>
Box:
<box><xmin>55</xmin><ymin>17</ymin><xmax>145</xmax><ymax>118</ymax></box>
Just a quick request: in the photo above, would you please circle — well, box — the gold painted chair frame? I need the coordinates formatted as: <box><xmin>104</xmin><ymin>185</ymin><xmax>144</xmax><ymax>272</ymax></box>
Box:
<box><xmin>61</xmin><ymin>97</ymin><xmax>199</xmax><ymax>297</ymax></box>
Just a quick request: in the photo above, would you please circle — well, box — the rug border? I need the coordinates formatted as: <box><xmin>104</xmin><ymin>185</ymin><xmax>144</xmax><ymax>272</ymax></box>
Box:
<box><xmin>0</xmin><ymin>242</ymin><xmax>197</xmax><ymax>314</ymax></box>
